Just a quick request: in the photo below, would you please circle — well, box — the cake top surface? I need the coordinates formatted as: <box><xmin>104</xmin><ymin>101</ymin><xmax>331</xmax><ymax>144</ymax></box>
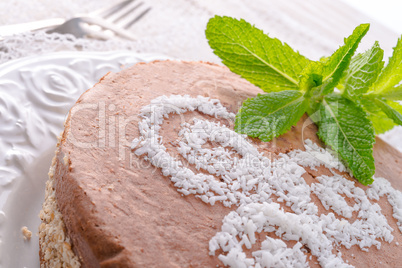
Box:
<box><xmin>55</xmin><ymin>60</ymin><xmax>402</xmax><ymax>267</ymax></box>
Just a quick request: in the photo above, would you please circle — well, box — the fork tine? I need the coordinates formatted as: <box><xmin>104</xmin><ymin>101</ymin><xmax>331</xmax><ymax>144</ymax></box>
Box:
<box><xmin>88</xmin><ymin>0</ymin><xmax>134</xmax><ymax>18</ymax></box>
<box><xmin>52</xmin><ymin>0</ymin><xmax>150</xmax><ymax>41</ymax></box>
<box><xmin>121</xmin><ymin>7</ymin><xmax>151</xmax><ymax>29</ymax></box>
<box><xmin>112</xmin><ymin>2</ymin><xmax>143</xmax><ymax>24</ymax></box>
<box><xmin>103</xmin><ymin>0</ymin><xmax>142</xmax><ymax>24</ymax></box>
<box><xmin>102</xmin><ymin>0</ymin><xmax>151</xmax><ymax>30</ymax></box>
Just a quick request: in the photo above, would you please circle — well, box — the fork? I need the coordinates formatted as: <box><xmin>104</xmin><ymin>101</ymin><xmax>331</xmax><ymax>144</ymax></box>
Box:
<box><xmin>0</xmin><ymin>0</ymin><xmax>151</xmax><ymax>41</ymax></box>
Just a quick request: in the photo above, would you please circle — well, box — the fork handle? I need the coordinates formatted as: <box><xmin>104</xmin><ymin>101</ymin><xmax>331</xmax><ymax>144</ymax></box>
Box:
<box><xmin>0</xmin><ymin>18</ymin><xmax>66</xmax><ymax>36</ymax></box>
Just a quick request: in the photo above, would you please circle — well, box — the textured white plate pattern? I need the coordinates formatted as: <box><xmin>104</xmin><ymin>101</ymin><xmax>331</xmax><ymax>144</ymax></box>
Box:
<box><xmin>0</xmin><ymin>51</ymin><xmax>169</xmax><ymax>268</ymax></box>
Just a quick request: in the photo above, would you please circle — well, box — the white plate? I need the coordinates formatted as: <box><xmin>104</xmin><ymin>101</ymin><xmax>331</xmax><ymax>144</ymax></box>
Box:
<box><xmin>0</xmin><ymin>51</ymin><xmax>169</xmax><ymax>268</ymax></box>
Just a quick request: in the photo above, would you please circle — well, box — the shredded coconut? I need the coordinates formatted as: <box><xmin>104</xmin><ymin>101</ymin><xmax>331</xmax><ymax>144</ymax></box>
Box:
<box><xmin>288</xmin><ymin>139</ymin><xmax>347</xmax><ymax>173</ymax></box>
<box><xmin>132</xmin><ymin>95</ymin><xmax>402</xmax><ymax>268</ymax></box>
<box><xmin>366</xmin><ymin>177</ymin><xmax>402</xmax><ymax>232</ymax></box>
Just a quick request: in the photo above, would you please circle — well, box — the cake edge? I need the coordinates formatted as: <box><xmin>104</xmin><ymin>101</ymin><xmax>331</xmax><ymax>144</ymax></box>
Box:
<box><xmin>38</xmin><ymin>137</ymin><xmax>81</xmax><ymax>268</ymax></box>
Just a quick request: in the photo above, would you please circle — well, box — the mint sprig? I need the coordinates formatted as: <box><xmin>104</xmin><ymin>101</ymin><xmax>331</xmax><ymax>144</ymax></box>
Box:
<box><xmin>205</xmin><ymin>16</ymin><xmax>310</xmax><ymax>92</ymax></box>
<box><xmin>374</xmin><ymin>98</ymin><xmax>402</xmax><ymax>125</ymax></box>
<box><xmin>235</xmin><ymin>91</ymin><xmax>308</xmax><ymax>141</ymax></box>
<box><xmin>321</xmin><ymin>24</ymin><xmax>370</xmax><ymax>88</ymax></box>
<box><xmin>369</xmin><ymin>37</ymin><xmax>402</xmax><ymax>99</ymax></box>
<box><xmin>206</xmin><ymin>16</ymin><xmax>402</xmax><ymax>185</ymax></box>
<box><xmin>360</xmin><ymin>98</ymin><xmax>396</xmax><ymax>134</ymax></box>
<box><xmin>340</xmin><ymin>41</ymin><xmax>384</xmax><ymax>99</ymax></box>
<box><xmin>316</xmin><ymin>94</ymin><xmax>375</xmax><ymax>185</ymax></box>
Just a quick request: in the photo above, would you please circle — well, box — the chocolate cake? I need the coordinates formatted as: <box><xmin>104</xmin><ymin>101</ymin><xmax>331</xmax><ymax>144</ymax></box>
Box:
<box><xmin>38</xmin><ymin>60</ymin><xmax>402</xmax><ymax>267</ymax></box>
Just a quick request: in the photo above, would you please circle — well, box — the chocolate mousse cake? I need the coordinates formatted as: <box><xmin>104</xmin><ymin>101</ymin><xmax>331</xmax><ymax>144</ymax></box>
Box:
<box><xmin>39</xmin><ymin>60</ymin><xmax>402</xmax><ymax>267</ymax></box>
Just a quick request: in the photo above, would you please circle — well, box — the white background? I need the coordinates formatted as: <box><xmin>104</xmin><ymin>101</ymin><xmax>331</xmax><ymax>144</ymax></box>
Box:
<box><xmin>343</xmin><ymin>0</ymin><xmax>402</xmax><ymax>34</ymax></box>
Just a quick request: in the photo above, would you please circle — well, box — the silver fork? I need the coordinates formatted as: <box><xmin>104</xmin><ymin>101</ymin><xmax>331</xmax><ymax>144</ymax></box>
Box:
<box><xmin>0</xmin><ymin>0</ymin><xmax>151</xmax><ymax>40</ymax></box>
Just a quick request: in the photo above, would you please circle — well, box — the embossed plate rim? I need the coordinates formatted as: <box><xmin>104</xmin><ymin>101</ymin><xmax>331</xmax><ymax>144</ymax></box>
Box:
<box><xmin>0</xmin><ymin>50</ymin><xmax>170</xmax><ymax>268</ymax></box>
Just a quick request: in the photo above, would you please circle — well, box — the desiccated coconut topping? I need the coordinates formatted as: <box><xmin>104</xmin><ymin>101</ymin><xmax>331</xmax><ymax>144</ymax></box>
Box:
<box><xmin>132</xmin><ymin>95</ymin><xmax>402</xmax><ymax>268</ymax></box>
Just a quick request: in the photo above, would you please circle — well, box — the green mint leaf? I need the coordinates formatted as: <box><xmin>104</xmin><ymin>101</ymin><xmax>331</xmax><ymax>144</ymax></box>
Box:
<box><xmin>314</xmin><ymin>77</ymin><xmax>335</xmax><ymax>97</ymax></box>
<box><xmin>374</xmin><ymin>98</ymin><xmax>402</xmax><ymax>125</ymax></box>
<box><xmin>370</xmin><ymin>36</ymin><xmax>402</xmax><ymax>98</ymax></box>
<box><xmin>369</xmin><ymin>115</ymin><xmax>395</xmax><ymax>134</ymax></box>
<box><xmin>205</xmin><ymin>16</ymin><xmax>310</xmax><ymax>92</ymax></box>
<box><xmin>341</xmin><ymin>42</ymin><xmax>384</xmax><ymax>99</ymax></box>
<box><xmin>316</xmin><ymin>94</ymin><xmax>375</xmax><ymax>185</ymax></box>
<box><xmin>235</xmin><ymin>90</ymin><xmax>308</xmax><ymax>141</ymax></box>
<box><xmin>299</xmin><ymin>61</ymin><xmax>324</xmax><ymax>93</ymax></box>
<box><xmin>306</xmin><ymin>78</ymin><xmax>334</xmax><ymax>115</ymax></box>
<box><xmin>299</xmin><ymin>61</ymin><xmax>334</xmax><ymax>100</ymax></box>
<box><xmin>322</xmin><ymin>24</ymin><xmax>370</xmax><ymax>89</ymax></box>
<box><xmin>360</xmin><ymin>97</ymin><xmax>396</xmax><ymax>134</ymax></box>
<box><xmin>388</xmin><ymin>100</ymin><xmax>402</xmax><ymax>114</ymax></box>
<box><xmin>374</xmin><ymin>84</ymin><xmax>402</xmax><ymax>100</ymax></box>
